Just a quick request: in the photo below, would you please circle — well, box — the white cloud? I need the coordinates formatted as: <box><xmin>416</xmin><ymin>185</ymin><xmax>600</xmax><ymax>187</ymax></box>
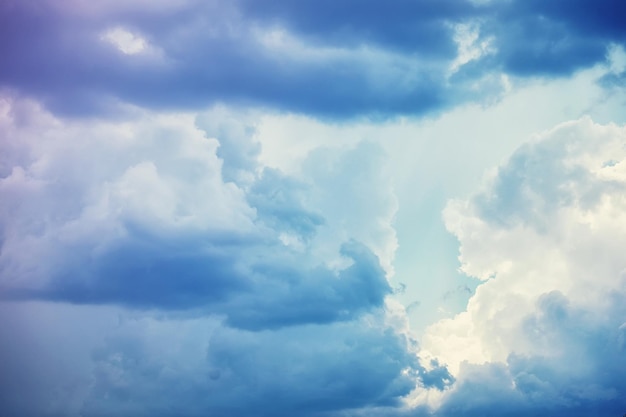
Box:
<box><xmin>419</xmin><ymin>117</ymin><xmax>626</xmax><ymax>414</ymax></box>
<box><xmin>606</xmin><ymin>44</ymin><xmax>626</xmax><ymax>74</ymax></box>
<box><xmin>249</xmin><ymin>64</ymin><xmax>626</xmax><ymax>338</ymax></box>
<box><xmin>0</xmin><ymin>99</ymin><xmax>256</xmax><ymax>291</ymax></box>
<box><xmin>449</xmin><ymin>22</ymin><xmax>496</xmax><ymax>75</ymax></box>
<box><xmin>101</xmin><ymin>27</ymin><xmax>149</xmax><ymax>55</ymax></box>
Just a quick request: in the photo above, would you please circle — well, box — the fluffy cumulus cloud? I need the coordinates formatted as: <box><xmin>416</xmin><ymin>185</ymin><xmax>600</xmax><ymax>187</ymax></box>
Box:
<box><xmin>0</xmin><ymin>94</ymin><xmax>459</xmax><ymax>416</ymax></box>
<box><xmin>0</xmin><ymin>94</ymin><xmax>402</xmax><ymax>325</ymax></box>
<box><xmin>421</xmin><ymin>118</ymin><xmax>626</xmax><ymax>416</ymax></box>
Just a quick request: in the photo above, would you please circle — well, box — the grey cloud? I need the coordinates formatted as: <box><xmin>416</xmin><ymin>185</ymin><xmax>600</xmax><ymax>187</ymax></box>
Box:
<box><xmin>3</xmin><ymin>0</ymin><xmax>624</xmax><ymax>119</ymax></box>
<box><xmin>235</xmin><ymin>0</ymin><xmax>478</xmax><ymax>56</ymax></box>
<box><xmin>0</xmin><ymin>301</ymin><xmax>121</xmax><ymax>417</ymax></box>
<box><xmin>247</xmin><ymin>168</ymin><xmax>325</xmax><ymax>241</ymax></box>
<box><xmin>82</xmin><ymin>317</ymin><xmax>420</xmax><ymax>417</ymax></box>
<box><xmin>0</xmin><ymin>100</ymin><xmax>396</xmax><ymax>331</ymax></box>
<box><xmin>0</xmin><ymin>0</ymin><xmax>449</xmax><ymax>119</ymax></box>
<box><xmin>195</xmin><ymin>110</ymin><xmax>261</xmax><ymax>184</ymax></box>
<box><xmin>223</xmin><ymin>241</ymin><xmax>391</xmax><ymax>330</ymax></box>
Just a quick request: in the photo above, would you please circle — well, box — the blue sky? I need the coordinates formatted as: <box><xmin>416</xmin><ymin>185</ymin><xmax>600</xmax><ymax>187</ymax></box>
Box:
<box><xmin>1</xmin><ymin>1</ymin><xmax>626</xmax><ymax>416</ymax></box>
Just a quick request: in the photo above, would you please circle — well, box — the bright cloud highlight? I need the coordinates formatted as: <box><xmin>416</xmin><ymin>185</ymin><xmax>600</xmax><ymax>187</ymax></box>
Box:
<box><xmin>422</xmin><ymin>118</ymin><xmax>626</xmax><ymax>416</ymax></box>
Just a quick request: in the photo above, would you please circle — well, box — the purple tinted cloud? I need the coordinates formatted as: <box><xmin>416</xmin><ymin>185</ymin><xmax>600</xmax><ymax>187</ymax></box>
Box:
<box><xmin>2</xmin><ymin>0</ymin><xmax>624</xmax><ymax>118</ymax></box>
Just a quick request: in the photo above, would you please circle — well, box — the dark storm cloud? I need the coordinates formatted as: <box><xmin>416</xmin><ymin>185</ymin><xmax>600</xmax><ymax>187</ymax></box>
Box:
<box><xmin>236</xmin><ymin>0</ymin><xmax>626</xmax><ymax>78</ymax></box>
<box><xmin>0</xmin><ymin>0</ymin><xmax>450</xmax><ymax>118</ymax></box>
<box><xmin>11</xmin><ymin>238</ymin><xmax>392</xmax><ymax>330</ymax></box>
<box><xmin>1</xmin><ymin>0</ymin><xmax>623</xmax><ymax>119</ymax></box>
<box><xmin>486</xmin><ymin>0</ymin><xmax>626</xmax><ymax>76</ymax></box>
<box><xmin>235</xmin><ymin>0</ymin><xmax>477</xmax><ymax>56</ymax></box>
<box><xmin>223</xmin><ymin>241</ymin><xmax>391</xmax><ymax>330</ymax></box>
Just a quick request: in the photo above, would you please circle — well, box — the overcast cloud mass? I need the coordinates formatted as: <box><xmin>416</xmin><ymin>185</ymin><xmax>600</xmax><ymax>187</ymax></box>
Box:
<box><xmin>1</xmin><ymin>0</ymin><xmax>626</xmax><ymax>416</ymax></box>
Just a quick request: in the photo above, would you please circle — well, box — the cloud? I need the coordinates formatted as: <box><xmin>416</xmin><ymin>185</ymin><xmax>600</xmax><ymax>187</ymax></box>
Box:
<box><xmin>196</xmin><ymin>107</ymin><xmax>261</xmax><ymax>184</ymax></box>
<box><xmin>471</xmin><ymin>0</ymin><xmax>626</xmax><ymax>77</ymax></box>
<box><xmin>0</xmin><ymin>96</ymin><xmax>255</xmax><ymax>291</ymax></box>
<box><xmin>0</xmin><ymin>0</ymin><xmax>449</xmax><ymax>118</ymax></box>
<box><xmin>0</xmin><ymin>94</ymin><xmax>464</xmax><ymax>417</ymax></box>
<box><xmin>0</xmin><ymin>95</ymin><xmax>400</xmax><ymax>332</ymax></box>
<box><xmin>235</xmin><ymin>0</ymin><xmax>477</xmax><ymax>56</ymax></box>
<box><xmin>0</xmin><ymin>294</ymin><xmax>450</xmax><ymax>417</ymax></box>
<box><xmin>3</xmin><ymin>3</ymin><xmax>626</xmax><ymax>414</ymax></box>
<box><xmin>80</xmin><ymin>314</ymin><xmax>420</xmax><ymax>417</ymax></box>
<box><xmin>0</xmin><ymin>301</ymin><xmax>121</xmax><ymax>417</ymax></box>
<box><xmin>100</xmin><ymin>27</ymin><xmax>150</xmax><ymax>55</ymax></box>
<box><xmin>422</xmin><ymin>117</ymin><xmax>626</xmax><ymax>415</ymax></box>
<box><xmin>2</xmin><ymin>0</ymin><xmax>624</xmax><ymax>119</ymax></box>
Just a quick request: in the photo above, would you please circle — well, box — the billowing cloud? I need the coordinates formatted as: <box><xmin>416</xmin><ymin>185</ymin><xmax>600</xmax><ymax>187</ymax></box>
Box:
<box><xmin>0</xmin><ymin>92</ymin><xmax>466</xmax><ymax>416</ymax></box>
<box><xmin>422</xmin><ymin>117</ymin><xmax>626</xmax><ymax>415</ymax></box>
<box><xmin>0</xmin><ymin>95</ymin><xmax>400</xmax><ymax>331</ymax></box>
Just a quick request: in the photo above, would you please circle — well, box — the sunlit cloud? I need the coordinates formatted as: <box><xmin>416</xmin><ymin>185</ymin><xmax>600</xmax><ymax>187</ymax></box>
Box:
<box><xmin>101</xmin><ymin>27</ymin><xmax>149</xmax><ymax>55</ymax></box>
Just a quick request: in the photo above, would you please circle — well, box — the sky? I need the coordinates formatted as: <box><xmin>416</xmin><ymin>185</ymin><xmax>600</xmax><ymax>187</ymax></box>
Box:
<box><xmin>1</xmin><ymin>0</ymin><xmax>626</xmax><ymax>416</ymax></box>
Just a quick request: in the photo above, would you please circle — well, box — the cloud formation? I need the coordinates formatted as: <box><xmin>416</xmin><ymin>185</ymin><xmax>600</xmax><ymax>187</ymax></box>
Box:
<box><xmin>0</xmin><ymin>96</ymin><xmax>400</xmax><ymax>331</ymax></box>
<box><xmin>82</xmin><ymin>315</ymin><xmax>420</xmax><ymax>417</ymax></box>
<box><xmin>423</xmin><ymin>117</ymin><xmax>626</xmax><ymax>416</ymax></box>
<box><xmin>0</xmin><ymin>93</ymin><xmax>434</xmax><ymax>416</ymax></box>
<box><xmin>1</xmin><ymin>0</ymin><xmax>624</xmax><ymax>118</ymax></box>
<box><xmin>0</xmin><ymin>88</ymin><xmax>474</xmax><ymax>416</ymax></box>
<box><xmin>2</xmin><ymin>2</ymin><xmax>626</xmax><ymax>416</ymax></box>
